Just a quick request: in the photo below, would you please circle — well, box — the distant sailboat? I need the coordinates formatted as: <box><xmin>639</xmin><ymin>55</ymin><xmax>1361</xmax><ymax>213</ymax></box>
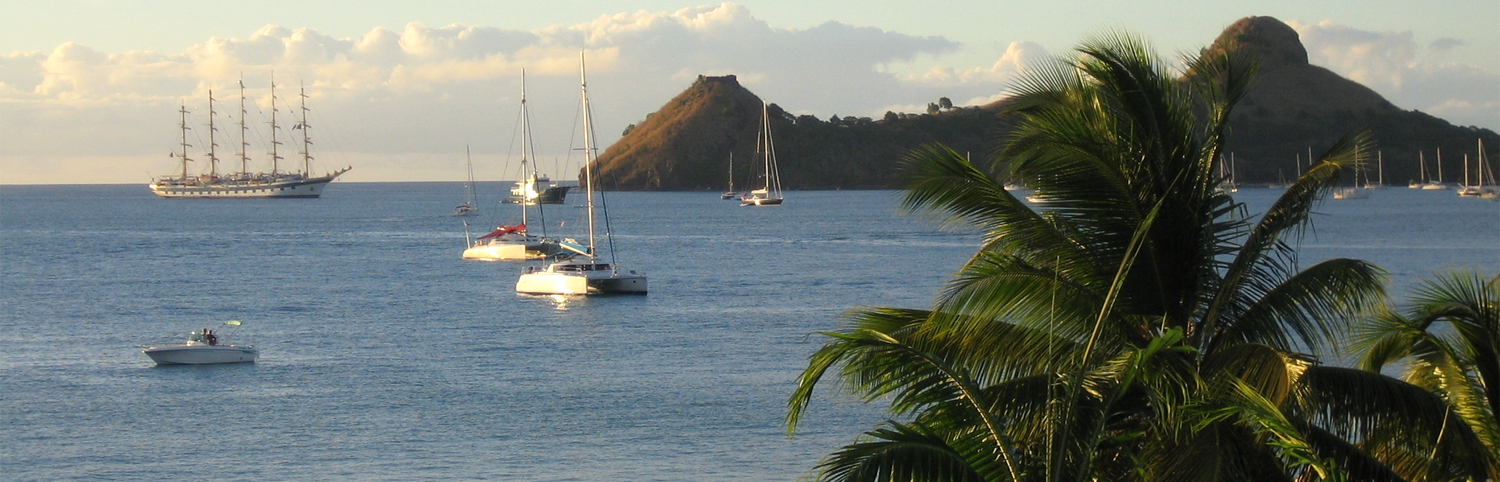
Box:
<box><xmin>1423</xmin><ymin>148</ymin><xmax>1448</xmax><ymax>190</ymax></box>
<box><xmin>1334</xmin><ymin>152</ymin><xmax>1373</xmax><ymax>200</ymax></box>
<box><xmin>720</xmin><ymin>152</ymin><xmax>737</xmax><ymax>200</ymax></box>
<box><xmin>740</xmin><ymin>102</ymin><xmax>785</xmax><ymax>207</ymax></box>
<box><xmin>453</xmin><ymin>146</ymin><xmax>478</xmax><ymax>216</ymax></box>
<box><xmin>1371</xmin><ymin>151</ymin><xmax>1386</xmax><ymax>188</ymax></box>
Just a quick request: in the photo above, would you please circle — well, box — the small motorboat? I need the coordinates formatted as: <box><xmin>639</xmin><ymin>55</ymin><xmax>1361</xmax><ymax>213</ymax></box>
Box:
<box><xmin>143</xmin><ymin>321</ymin><xmax>259</xmax><ymax>365</ymax></box>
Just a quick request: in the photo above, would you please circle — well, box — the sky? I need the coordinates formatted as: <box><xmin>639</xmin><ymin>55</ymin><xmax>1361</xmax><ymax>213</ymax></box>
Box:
<box><xmin>2</xmin><ymin>0</ymin><xmax>1496</xmax><ymax>184</ymax></box>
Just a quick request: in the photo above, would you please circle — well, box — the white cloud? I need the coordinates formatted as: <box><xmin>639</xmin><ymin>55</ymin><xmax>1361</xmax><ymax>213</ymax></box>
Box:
<box><xmin>2</xmin><ymin>3</ymin><xmax>989</xmax><ymax>184</ymax></box>
<box><xmin>1291</xmin><ymin>20</ymin><xmax>1499</xmax><ymax>130</ymax></box>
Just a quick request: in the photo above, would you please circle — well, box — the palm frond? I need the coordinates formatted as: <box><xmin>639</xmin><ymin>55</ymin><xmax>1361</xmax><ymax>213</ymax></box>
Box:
<box><xmin>812</xmin><ymin>422</ymin><xmax>990</xmax><ymax>482</ymax></box>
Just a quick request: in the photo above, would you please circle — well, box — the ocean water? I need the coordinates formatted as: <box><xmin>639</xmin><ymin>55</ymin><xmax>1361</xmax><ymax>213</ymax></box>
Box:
<box><xmin>1</xmin><ymin>183</ymin><xmax>1496</xmax><ymax>481</ymax></box>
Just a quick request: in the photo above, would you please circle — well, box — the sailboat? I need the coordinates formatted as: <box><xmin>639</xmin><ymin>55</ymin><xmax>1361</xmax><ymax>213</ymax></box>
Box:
<box><xmin>740</xmin><ymin>102</ymin><xmax>785</xmax><ymax>206</ymax></box>
<box><xmin>1458</xmin><ymin>152</ymin><xmax>1479</xmax><ymax>197</ymax></box>
<box><xmin>464</xmin><ymin>71</ymin><xmax>558</xmax><ymax>261</ymax></box>
<box><xmin>1371</xmin><ymin>151</ymin><xmax>1386</xmax><ymax>188</ymax></box>
<box><xmin>515</xmin><ymin>52</ymin><xmax>647</xmax><ymax>295</ymax></box>
<box><xmin>452</xmin><ymin>146</ymin><xmax>479</xmax><ymax>216</ymax></box>
<box><xmin>720</xmin><ymin>152</ymin><xmax>737</xmax><ymax>199</ymax></box>
<box><xmin>149</xmin><ymin>79</ymin><xmax>351</xmax><ymax>198</ymax></box>
<box><xmin>1465</xmin><ymin>139</ymin><xmax>1499</xmax><ymax>200</ymax></box>
<box><xmin>1423</xmin><ymin>148</ymin><xmax>1448</xmax><ymax>190</ymax></box>
<box><xmin>1215</xmin><ymin>153</ymin><xmax>1238</xmax><ymax>193</ymax></box>
<box><xmin>1333</xmin><ymin>152</ymin><xmax>1373</xmax><ymax>200</ymax></box>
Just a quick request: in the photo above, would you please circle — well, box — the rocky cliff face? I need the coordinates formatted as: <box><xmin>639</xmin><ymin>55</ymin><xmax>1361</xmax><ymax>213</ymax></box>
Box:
<box><xmin>589</xmin><ymin>17</ymin><xmax>1496</xmax><ymax>190</ymax></box>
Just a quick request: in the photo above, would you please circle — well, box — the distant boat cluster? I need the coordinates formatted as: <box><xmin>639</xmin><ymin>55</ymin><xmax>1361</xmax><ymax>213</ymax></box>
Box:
<box><xmin>149</xmin><ymin>78</ymin><xmax>350</xmax><ymax>199</ymax></box>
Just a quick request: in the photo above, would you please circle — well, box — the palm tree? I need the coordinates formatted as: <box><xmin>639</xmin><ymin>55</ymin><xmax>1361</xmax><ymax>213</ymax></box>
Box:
<box><xmin>1354</xmin><ymin>271</ymin><xmax>1500</xmax><ymax>480</ymax></box>
<box><xmin>787</xmin><ymin>32</ymin><xmax>1477</xmax><ymax>481</ymax></box>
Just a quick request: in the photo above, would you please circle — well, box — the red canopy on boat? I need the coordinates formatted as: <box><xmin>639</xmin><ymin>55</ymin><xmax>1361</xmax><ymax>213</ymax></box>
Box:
<box><xmin>477</xmin><ymin>224</ymin><xmax>525</xmax><ymax>240</ymax></box>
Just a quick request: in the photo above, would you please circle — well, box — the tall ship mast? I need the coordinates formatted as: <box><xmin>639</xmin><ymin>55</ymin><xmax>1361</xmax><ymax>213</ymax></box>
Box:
<box><xmin>149</xmin><ymin>78</ymin><xmax>351</xmax><ymax>198</ymax></box>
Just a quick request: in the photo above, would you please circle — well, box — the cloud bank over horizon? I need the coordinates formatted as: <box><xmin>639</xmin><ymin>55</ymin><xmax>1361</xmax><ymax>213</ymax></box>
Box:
<box><xmin>2</xmin><ymin>4</ymin><xmax>1495</xmax><ymax>184</ymax></box>
<box><xmin>1291</xmin><ymin>20</ymin><xmax>1499</xmax><ymax>132</ymax></box>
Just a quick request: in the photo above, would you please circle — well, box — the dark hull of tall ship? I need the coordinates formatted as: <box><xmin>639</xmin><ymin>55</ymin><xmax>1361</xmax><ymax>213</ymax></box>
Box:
<box><xmin>149</xmin><ymin>168</ymin><xmax>351</xmax><ymax>199</ymax></box>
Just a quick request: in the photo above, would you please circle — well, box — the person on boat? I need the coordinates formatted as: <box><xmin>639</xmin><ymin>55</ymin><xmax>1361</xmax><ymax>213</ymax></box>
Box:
<box><xmin>205</xmin><ymin>329</ymin><xmax>218</xmax><ymax>346</ymax></box>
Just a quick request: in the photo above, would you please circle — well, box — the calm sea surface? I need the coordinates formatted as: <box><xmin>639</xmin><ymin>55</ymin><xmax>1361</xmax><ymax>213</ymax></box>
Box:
<box><xmin>1</xmin><ymin>183</ymin><xmax>1496</xmax><ymax>481</ymax></box>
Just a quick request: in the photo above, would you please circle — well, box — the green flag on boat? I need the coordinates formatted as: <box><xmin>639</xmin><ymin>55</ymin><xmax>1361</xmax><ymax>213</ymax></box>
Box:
<box><xmin>225</xmin><ymin>320</ymin><xmax>241</xmax><ymax>326</ymax></box>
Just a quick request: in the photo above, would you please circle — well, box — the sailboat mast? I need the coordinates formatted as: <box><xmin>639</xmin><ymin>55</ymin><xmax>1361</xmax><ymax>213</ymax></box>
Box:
<box><xmin>464</xmin><ymin>145</ymin><xmax>476</xmax><ymax>208</ymax></box>
<box><xmin>728</xmin><ymin>152</ymin><xmax>734</xmax><ymax>193</ymax></box>
<box><xmin>520</xmin><ymin>69</ymin><xmax>531</xmax><ymax>228</ymax></box>
<box><xmin>206</xmin><ymin>89</ymin><xmax>219</xmax><ymax>177</ymax></box>
<box><xmin>580</xmin><ymin>53</ymin><xmax>597</xmax><ymax>259</ymax></box>
<box><xmin>299</xmin><ymin>81</ymin><xmax>312</xmax><ymax>175</ymax></box>
<box><xmin>178</xmin><ymin>102</ymin><xmax>193</xmax><ymax>179</ymax></box>
<box><xmin>1377</xmin><ymin>151</ymin><xmax>1383</xmax><ymax>186</ymax></box>
<box><xmin>238</xmin><ymin>78</ymin><xmax>249</xmax><ymax>175</ymax></box>
<box><xmin>1437</xmin><ymin>148</ymin><xmax>1444</xmax><ymax>183</ymax></box>
<box><xmin>269</xmin><ymin>74</ymin><xmax>282</xmax><ymax>175</ymax></box>
<box><xmin>1421</xmin><ymin>152</ymin><xmax>1427</xmax><ymax>182</ymax></box>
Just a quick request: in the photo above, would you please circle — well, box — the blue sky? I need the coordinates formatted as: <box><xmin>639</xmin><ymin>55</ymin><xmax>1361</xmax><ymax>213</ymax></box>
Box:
<box><xmin>2</xmin><ymin>0</ymin><xmax>1496</xmax><ymax>184</ymax></box>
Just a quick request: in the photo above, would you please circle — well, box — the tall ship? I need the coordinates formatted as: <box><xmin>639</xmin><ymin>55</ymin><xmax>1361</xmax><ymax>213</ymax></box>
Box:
<box><xmin>149</xmin><ymin>79</ymin><xmax>350</xmax><ymax>198</ymax></box>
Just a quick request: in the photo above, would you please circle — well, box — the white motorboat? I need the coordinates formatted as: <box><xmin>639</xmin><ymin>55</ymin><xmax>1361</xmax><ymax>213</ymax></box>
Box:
<box><xmin>516</xmin><ymin>52</ymin><xmax>648</xmax><ymax>296</ymax></box>
<box><xmin>143</xmin><ymin>321</ymin><xmax>258</xmax><ymax>365</ymax></box>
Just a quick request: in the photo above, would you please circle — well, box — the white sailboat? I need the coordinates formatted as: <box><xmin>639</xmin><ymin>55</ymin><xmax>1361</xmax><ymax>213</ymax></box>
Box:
<box><xmin>1458</xmin><ymin>152</ymin><xmax>1479</xmax><ymax>196</ymax></box>
<box><xmin>149</xmin><ymin>79</ymin><xmax>350</xmax><ymax>198</ymax></box>
<box><xmin>720</xmin><ymin>152</ymin><xmax>737</xmax><ymax>200</ymax></box>
<box><xmin>464</xmin><ymin>71</ymin><xmax>557</xmax><ymax>261</ymax></box>
<box><xmin>1465</xmin><ymin>139</ymin><xmax>1499</xmax><ymax>200</ymax></box>
<box><xmin>1423</xmin><ymin>148</ymin><xmax>1448</xmax><ymax>190</ymax></box>
<box><xmin>1371</xmin><ymin>151</ymin><xmax>1386</xmax><ymax>188</ymax></box>
<box><xmin>740</xmin><ymin>102</ymin><xmax>785</xmax><ymax>207</ymax></box>
<box><xmin>515</xmin><ymin>53</ymin><xmax>647</xmax><ymax>295</ymax></box>
<box><xmin>1333</xmin><ymin>153</ymin><xmax>1373</xmax><ymax>200</ymax></box>
<box><xmin>452</xmin><ymin>146</ymin><xmax>479</xmax><ymax>216</ymax></box>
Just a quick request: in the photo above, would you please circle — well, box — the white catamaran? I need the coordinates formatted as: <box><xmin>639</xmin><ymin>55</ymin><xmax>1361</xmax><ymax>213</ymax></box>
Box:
<box><xmin>515</xmin><ymin>53</ymin><xmax>647</xmax><ymax>295</ymax></box>
<box><xmin>464</xmin><ymin>71</ymin><xmax>558</xmax><ymax>261</ymax></box>
<box><xmin>740</xmin><ymin>102</ymin><xmax>784</xmax><ymax>206</ymax></box>
<box><xmin>149</xmin><ymin>79</ymin><xmax>350</xmax><ymax>198</ymax></box>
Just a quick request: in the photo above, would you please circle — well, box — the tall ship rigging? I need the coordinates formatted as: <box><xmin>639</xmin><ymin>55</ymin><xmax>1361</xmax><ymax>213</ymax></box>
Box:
<box><xmin>149</xmin><ymin>79</ymin><xmax>350</xmax><ymax>198</ymax></box>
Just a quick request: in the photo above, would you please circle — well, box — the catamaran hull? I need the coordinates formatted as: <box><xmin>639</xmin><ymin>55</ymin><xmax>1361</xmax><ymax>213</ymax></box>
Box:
<box><xmin>463</xmin><ymin>243</ymin><xmax>540</xmax><ymax>261</ymax></box>
<box><xmin>516</xmin><ymin>272</ymin><xmax>648</xmax><ymax>295</ymax></box>
<box><xmin>149</xmin><ymin>169</ymin><xmax>349</xmax><ymax>199</ymax></box>
<box><xmin>143</xmin><ymin>345</ymin><xmax>259</xmax><ymax>365</ymax></box>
